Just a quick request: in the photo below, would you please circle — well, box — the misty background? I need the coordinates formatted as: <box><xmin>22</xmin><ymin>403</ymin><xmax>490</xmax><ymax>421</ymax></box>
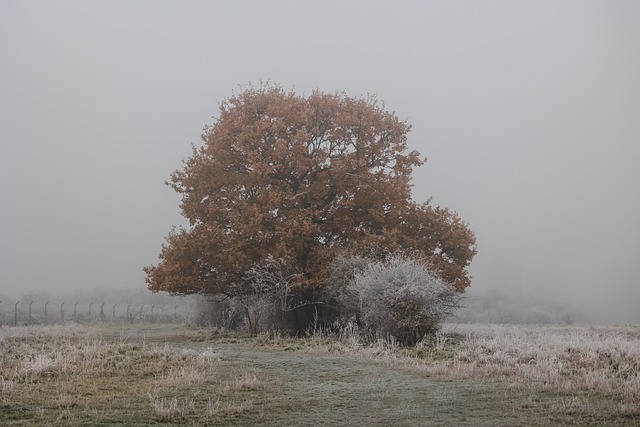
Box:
<box><xmin>1</xmin><ymin>1</ymin><xmax>638</xmax><ymax>323</ymax></box>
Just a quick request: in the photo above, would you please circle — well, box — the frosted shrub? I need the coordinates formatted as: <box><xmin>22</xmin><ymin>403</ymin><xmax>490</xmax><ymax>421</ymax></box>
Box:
<box><xmin>355</xmin><ymin>255</ymin><xmax>460</xmax><ymax>345</ymax></box>
<box><xmin>324</xmin><ymin>253</ymin><xmax>460</xmax><ymax>346</ymax></box>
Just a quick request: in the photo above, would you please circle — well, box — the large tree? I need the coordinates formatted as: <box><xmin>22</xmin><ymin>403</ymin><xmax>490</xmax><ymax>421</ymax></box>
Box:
<box><xmin>145</xmin><ymin>84</ymin><xmax>476</xmax><ymax>299</ymax></box>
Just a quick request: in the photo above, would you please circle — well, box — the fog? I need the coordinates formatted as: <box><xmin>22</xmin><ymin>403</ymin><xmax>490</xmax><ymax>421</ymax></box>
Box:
<box><xmin>2</xmin><ymin>1</ymin><xmax>639</xmax><ymax>323</ymax></box>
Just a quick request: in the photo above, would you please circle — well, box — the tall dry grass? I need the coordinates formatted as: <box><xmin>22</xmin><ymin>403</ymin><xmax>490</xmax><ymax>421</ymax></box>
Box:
<box><xmin>0</xmin><ymin>325</ymin><xmax>258</xmax><ymax>423</ymax></box>
<box><xmin>438</xmin><ymin>324</ymin><xmax>639</xmax><ymax>393</ymax></box>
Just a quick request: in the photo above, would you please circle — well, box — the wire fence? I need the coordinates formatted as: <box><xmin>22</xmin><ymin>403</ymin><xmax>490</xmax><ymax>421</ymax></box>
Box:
<box><xmin>0</xmin><ymin>299</ymin><xmax>199</xmax><ymax>326</ymax></box>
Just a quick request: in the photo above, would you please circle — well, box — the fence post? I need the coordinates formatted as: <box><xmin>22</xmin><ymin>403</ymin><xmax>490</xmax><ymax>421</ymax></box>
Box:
<box><xmin>28</xmin><ymin>301</ymin><xmax>33</xmax><ymax>325</ymax></box>
<box><xmin>89</xmin><ymin>302</ymin><xmax>93</xmax><ymax>318</ymax></box>
<box><xmin>99</xmin><ymin>303</ymin><xmax>106</xmax><ymax>322</ymax></box>
<box><xmin>139</xmin><ymin>305</ymin><xmax>144</xmax><ymax>322</ymax></box>
<box><xmin>74</xmin><ymin>302</ymin><xmax>78</xmax><ymax>323</ymax></box>
<box><xmin>174</xmin><ymin>304</ymin><xmax>179</xmax><ymax>322</ymax></box>
<box><xmin>127</xmin><ymin>304</ymin><xmax>132</xmax><ymax>324</ymax></box>
<box><xmin>44</xmin><ymin>301</ymin><xmax>50</xmax><ymax>324</ymax></box>
<box><xmin>14</xmin><ymin>301</ymin><xmax>19</xmax><ymax>326</ymax></box>
<box><xmin>112</xmin><ymin>303</ymin><xmax>117</xmax><ymax>322</ymax></box>
<box><xmin>60</xmin><ymin>302</ymin><xmax>65</xmax><ymax>323</ymax></box>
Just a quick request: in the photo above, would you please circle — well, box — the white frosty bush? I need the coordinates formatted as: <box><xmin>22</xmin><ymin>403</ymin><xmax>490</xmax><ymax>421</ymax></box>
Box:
<box><xmin>351</xmin><ymin>254</ymin><xmax>460</xmax><ymax>345</ymax></box>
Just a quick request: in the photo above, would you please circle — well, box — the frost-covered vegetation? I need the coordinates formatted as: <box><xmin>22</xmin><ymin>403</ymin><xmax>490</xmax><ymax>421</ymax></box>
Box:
<box><xmin>198</xmin><ymin>252</ymin><xmax>463</xmax><ymax>344</ymax></box>
<box><xmin>439</xmin><ymin>324</ymin><xmax>640</xmax><ymax>397</ymax></box>
<box><xmin>0</xmin><ymin>325</ymin><xmax>258</xmax><ymax>425</ymax></box>
<box><xmin>0</xmin><ymin>323</ymin><xmax>638</xmax><ymax>425</ymax></box>
<box><xmin>301</xmin><ymin>322</ymin><xmax>640</xmax><ymax>422</ymax></box>
<box><xmin>322</xmin><ymin>253</ymin><xmax>461</xmax><ymax>345</ymax></box>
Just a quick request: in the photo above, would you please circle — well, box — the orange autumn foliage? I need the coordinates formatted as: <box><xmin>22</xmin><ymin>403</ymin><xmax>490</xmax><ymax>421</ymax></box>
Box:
<box><xmin>144</xmin><ymin>84</ymin><xmax>476</xmax><ymax>296</ymax></box>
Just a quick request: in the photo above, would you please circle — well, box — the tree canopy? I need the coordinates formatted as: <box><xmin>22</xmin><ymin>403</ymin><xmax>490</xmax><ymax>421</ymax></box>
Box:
<box><xmin>144</xmin><ymin>84</ymin><xmax>476</xmax><ymax>298</ymax></box>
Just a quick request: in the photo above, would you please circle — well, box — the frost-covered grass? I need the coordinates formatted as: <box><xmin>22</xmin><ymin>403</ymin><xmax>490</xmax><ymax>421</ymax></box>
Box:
<box><xmin>0</xmin><ymin>324</ymin><xmax>255</xmax><ymax>425</ymax></box>
<box><xmin>300</xmin><ymin>322</ymin><xmax>640</xmax><ymax>423</ymax></box>
<box><xmin>1</xmin><ymin>323</ymin><xmax>638</xmax><ymax>425</ymax></box>
<box><xmin>438</xmin><ymin>324</ymin><xmax>640</xmax><ymax>390</ymax></box>
<box><xmin>439</xmin><ymin>324</ymin><xmax>640</xmax><ymax>421</ymax></box>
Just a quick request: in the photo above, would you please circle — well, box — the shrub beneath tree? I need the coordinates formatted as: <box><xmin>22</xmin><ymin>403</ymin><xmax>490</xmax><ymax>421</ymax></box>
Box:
<box><xmin>324</xmin><ymin>253</ymin><xmax>461</xmax><ymax>345</ymax></box>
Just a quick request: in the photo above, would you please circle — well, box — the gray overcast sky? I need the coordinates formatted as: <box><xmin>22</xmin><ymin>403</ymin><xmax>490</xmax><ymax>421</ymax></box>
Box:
<box><xmin>1</xmin><ymin>1</ymin><xmax>639</xmax><ymax>322</ymax></box>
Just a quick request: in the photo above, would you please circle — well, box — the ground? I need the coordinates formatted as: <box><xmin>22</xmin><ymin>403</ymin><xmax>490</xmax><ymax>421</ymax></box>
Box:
<box><xmin>0</xmin><ymin>323</ymin><xmax>638</xmax><ymax>426</ymax></box>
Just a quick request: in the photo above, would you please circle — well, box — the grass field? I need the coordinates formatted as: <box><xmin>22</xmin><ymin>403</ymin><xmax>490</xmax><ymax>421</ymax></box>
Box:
<box><xmin>0</xmin><ymin>323</ymin><xmax>638</xmax><ymax>426</ymax></box>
